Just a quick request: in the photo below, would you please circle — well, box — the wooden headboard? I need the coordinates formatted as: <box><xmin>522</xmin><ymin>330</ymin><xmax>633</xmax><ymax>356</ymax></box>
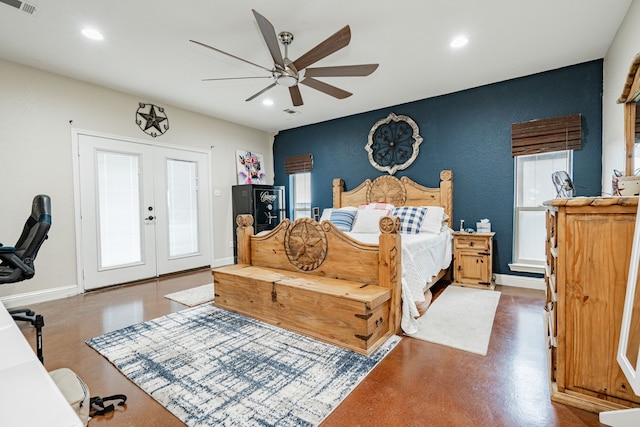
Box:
<box><xmin>332</xmin><ymin>170</ymin><xmax>453</xmax><ymax>228</ymax></box>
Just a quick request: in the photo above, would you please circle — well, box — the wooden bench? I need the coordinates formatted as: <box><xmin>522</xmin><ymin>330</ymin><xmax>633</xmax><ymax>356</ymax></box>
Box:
<box><xmin>212</xmin><ymin>215</ymin><xmax>402</xmax><ymax>356</ymax></box>
<box><xmin>214</xmin><ymin>264</ymin><xmax>391</xmax><ymax>355</ymax></box>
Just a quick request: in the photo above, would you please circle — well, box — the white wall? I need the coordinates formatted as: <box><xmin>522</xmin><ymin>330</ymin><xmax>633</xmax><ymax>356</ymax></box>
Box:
<box><xmin>603</xmin><ymin>0</ymin><xmax>640</xmax><ymax>194</ymax></box>
<box><xmin>0</xmin><ymin>58</ymin><xmax>272</xmax><ymax>305</ymax></box>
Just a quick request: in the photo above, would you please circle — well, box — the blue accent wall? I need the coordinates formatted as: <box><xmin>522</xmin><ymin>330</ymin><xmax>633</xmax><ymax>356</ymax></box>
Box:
<box><xmin>273</xmin><ymin>60</ymin><xmax>603</xmax><ymax>277</ymax></box>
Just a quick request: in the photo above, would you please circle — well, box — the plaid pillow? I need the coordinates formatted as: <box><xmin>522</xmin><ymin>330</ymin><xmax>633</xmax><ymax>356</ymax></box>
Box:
<box><xmin>391</xmin><ymin>206</ymin><xmax>427</xmax><ymax>234</ymax></box>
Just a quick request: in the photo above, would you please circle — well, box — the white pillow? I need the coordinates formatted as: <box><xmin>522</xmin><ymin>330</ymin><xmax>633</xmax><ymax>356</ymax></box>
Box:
<box><xmin>358</xmin><ymin>202</ymin><xmax>395</xmax><ymax>211</ymax></box>
<box><xmin>350</xmin><ymin>209</ymin><xmax>390</xmax><ymax>233</ymax></box>
<box><xmin>420</xmin><ymin>206</ymin><xmax>446</xmax><ymax>234</ymax></box>
<box><xmin>320</xmin><ymin>208</ymin><xmax>333</xmax><ymax>223</ymax></box>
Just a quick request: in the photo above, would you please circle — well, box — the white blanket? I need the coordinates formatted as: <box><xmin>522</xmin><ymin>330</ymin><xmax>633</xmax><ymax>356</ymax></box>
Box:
<box><xmin>346</xmin><ymin>230</ymin><xmax>453</xmax><ymax>334</ymax></box>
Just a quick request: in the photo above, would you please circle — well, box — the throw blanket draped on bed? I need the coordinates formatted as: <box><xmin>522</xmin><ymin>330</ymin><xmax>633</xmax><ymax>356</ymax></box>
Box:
<box><xmin>346</xmin><ymin>230</ymin><xmax>453</xmax><ymax>334</ymax></box>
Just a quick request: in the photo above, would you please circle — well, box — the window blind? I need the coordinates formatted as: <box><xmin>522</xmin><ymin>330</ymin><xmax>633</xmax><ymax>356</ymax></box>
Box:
<box><xmin>284</xmin><ymin>154</ymin><xmax>313</xmax><ymax>174</ymax></box>
<box><xmin>511</xmin><ymin>114</ymin><xmax>581</xmax><ymax>157</ymax></box>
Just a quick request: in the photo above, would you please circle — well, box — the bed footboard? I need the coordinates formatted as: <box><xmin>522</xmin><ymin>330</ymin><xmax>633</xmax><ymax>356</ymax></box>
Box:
<box><xmin>212</xmin><ymin>214</ymin><xmax>402</xmax><ymax>355</ymax></box>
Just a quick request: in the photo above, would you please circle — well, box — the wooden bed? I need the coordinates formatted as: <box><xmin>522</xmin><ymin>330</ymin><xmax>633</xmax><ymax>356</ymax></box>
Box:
<box><xmin>212</xmin><ymin>170</ymin><xmax>453</xmax><ymax>355</ymax></box>
<box><xmin>333</xmin><ymin>171</ymin><xmax>453</xmax><ymax>285</ymax></box>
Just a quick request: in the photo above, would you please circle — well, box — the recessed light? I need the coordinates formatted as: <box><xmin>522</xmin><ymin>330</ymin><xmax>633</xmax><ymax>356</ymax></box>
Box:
<box><xmin>82</xmin><ymin>28</ymin><xmax>104</xmax><ymax>41</ymax></box>
<box><xmin>262</xmin><ymin>99</ymin><xmax>274</xmax><ymax>106</ymax></box>
<box><xmin>450</xmin><ymin>36</ymin><xmax>468</xmax><ymax>48</ymax></box>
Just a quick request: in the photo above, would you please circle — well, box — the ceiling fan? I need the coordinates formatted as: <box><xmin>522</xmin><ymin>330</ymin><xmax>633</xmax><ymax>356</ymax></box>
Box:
<box><xmin>190</xmin><ymin>9</ymin><xmax>379</xmax><ymax>107</ymax></box>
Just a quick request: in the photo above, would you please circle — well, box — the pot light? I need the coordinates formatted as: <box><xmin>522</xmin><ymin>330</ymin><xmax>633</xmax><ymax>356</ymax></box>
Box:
<box><xmin>82</xmin><ymin>28</ymin><xmax>104</xmax><ymax>41</ymax></box>
<box><xmin>262</xmin><ymin>99</ymin><xmax>274</xmax><ymax>106</ymax></box>
<box><xmin>450</xmin><ymin>36</ymin><xmax>468</xmax><ymax>48</ymax></box>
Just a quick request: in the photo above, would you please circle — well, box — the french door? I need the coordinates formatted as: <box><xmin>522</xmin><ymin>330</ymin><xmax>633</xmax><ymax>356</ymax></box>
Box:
<box><xmin>75</xmin><ymin>131</ymin><xmax>211</xmax><ymax>290</ymax></box>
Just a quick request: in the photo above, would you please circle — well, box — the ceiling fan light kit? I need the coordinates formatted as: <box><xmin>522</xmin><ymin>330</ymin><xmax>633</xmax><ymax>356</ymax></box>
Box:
<box><xmin>190</xmin><ymin>9</ymin><xmax>378</xmax><ymax>107</ymax></box>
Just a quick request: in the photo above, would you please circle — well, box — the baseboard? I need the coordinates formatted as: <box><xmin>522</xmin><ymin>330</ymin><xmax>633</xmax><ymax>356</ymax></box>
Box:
<box><xmin>0</xmin><ymin>285</ymin><xmax>80</xmax><ymax>309</ymax></box>
<box><xmin>1</xmin><ymin>262</ymin><xmax>234</xmax><ymax>309</ymax></box>
<box><xmin>495</xmin><ymin>273</ymin><xmax>545</xmax><ymax>290</ymax></box>
<box><xmin>6</xmin><ymin>263</ymin><xmax>529</xmax><ymax>308</ymax></box>
<box><xmin>213</xmin><ymin>257</ymin><xmax>234</xmax><ymax>268</ymax></box>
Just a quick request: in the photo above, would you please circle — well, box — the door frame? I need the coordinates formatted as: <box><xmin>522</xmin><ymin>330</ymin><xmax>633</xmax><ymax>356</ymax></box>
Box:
<box><xmin>71</xmin><ymin>128</ymin><xmax>214</xmax><ymax>292</ymax></box>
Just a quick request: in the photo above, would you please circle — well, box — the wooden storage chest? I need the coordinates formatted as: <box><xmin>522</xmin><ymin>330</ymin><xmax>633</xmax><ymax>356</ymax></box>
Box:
<box><xmin>213</xmin><ymin>264</ymin><xmax>392</xmax><ymax>356</ymax></box>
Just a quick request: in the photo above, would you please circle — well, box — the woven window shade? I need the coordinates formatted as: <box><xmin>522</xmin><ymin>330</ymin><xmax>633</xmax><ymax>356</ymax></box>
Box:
<box><xmin>284</xmin><ymin>154</ymin><xmax>313</xmax><ymax>174</ymax></box>
<box><xmin>511</xmin><ymin>114</ymin><xmax>582</xmax><ymax>157</ymax></box>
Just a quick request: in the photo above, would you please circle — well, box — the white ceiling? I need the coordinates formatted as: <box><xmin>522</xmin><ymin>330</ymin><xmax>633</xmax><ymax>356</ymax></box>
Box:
<box><xmin>0</xmin><ymin>0</ymin><xmax>632</xmax><ymax>132</ymax></box>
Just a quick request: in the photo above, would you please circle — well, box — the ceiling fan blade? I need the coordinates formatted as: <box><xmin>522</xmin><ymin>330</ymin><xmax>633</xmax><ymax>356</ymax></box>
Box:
<box><xmin>300</xmin><ymin>77</ymin><xmax>352</xmax><ymax>99</ymax></box>
<box><xmin>202</xmin><ymin>76</ymin><xmax>272</xmax><ymax>81</ymax></box>
<box><xmin>252</xmin><ymin>10</ymin><xmax>285</xmax><ymax>69</ymax></box>
<box><xmin>292</xmin><ymin>26</ymin><xmax>351</xmax><ymax>71</ymax></box>
<box><xmin>245</xmin><ymin>83</ymin><xmax>277</xmax><ymax>102</ymax></box>
<box><xmin>190</xmin><ymin>39</ymin><xmax>273</xmax><ymax>73</ymax></box>
<box><xmin>289</xmin><ymin>86</ymin><xmax>303</xmax><ymax>106</ymax></box>
<box><xmin>304</xmin><ymin>64</ymin><xmax>379</xmax><ymax>78</ymax></box>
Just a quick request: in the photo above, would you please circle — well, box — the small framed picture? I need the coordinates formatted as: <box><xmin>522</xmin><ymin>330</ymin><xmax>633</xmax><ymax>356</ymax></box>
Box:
<box><xmin>236</xmin><ymin>150</ymin><xmax>266</xmax><ymax>184</ymax></box>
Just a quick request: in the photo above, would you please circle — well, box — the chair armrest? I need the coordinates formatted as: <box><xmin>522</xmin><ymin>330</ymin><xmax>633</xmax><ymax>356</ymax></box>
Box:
<box><xmin>0</xmin><ymin>251</ymin><xmax>34</xmax><ymax>280</ymax></box>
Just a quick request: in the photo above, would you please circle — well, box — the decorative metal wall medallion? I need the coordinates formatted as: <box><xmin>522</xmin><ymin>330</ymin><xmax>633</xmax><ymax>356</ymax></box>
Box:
<box><xmin>284</xmin><ymin>218</ymin><xmax>328</xmax><ymax>271</ymax></box>
<box><xmin>136</xmin><ymin>103</ymin><xmax>169</xmax><ymax>137</ymax></box>
<box><xmin>365</xmin><ymin>112</ymin><xmax>423</xmax><ymax>175</ymax></box>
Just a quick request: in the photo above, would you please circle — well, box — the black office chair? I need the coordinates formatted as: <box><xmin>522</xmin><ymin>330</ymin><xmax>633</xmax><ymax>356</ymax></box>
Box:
<box><xmin>0</xmin><ymin>194</ymin><xmax>51</xmax><ymax>364</ymax></box>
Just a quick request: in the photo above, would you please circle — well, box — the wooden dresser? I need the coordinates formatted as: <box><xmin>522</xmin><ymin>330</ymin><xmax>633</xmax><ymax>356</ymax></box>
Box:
<box><xmin>544</xmin><ymin>197</ymin><xmax>640</xmax><ymax>412</ymax></box>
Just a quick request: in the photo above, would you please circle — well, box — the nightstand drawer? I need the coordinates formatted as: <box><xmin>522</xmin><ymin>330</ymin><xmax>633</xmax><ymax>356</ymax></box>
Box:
<box><xmin>454</xmin><ymin>235</ymin><xmax>490</xmax><ymax>251</ymax></box>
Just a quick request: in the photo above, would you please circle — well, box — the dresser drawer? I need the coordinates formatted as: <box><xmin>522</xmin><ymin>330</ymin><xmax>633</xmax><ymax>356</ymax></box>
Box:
<box><xmin>454</xmin><ymin>235</ymin><xmax>490</xmax><ymax>251</ymax></box>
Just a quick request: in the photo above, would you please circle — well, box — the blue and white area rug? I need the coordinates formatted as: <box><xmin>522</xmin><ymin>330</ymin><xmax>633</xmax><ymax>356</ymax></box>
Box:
<box><xmin>87</xmin><ymin>305</ymin><xmax>400</xmax><ymax>427</ymax></box>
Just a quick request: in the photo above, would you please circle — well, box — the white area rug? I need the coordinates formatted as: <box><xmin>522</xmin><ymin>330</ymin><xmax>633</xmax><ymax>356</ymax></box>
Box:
<box><xmin>87</xmin><ymin>305</ymin><xmax>400</xmax><ymax>427</ymax></box>
<box><xmin>164</xmin><ymin>284</ymin><xmax>214</xmax><ymax>306</ymax></box>
<box><xmin>407</xmin><ymin>285</ymin><xmax>501</xmax><ymax>356</ymax></box>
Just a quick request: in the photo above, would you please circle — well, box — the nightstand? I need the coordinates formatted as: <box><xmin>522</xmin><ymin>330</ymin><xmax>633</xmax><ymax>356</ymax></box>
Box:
<box><xmin>452</xmin><ymin>231</ymin><xmax>495</xmax><ymax>290</ymax></box>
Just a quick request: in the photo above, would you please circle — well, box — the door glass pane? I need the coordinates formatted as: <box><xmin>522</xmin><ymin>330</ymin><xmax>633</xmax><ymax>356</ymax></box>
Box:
<box><xmin>166</xmin><ymin>159</ymin><xmax>199</xmax><ymax>257</ymax></box>
<box><xmin>97</xmin><ymin>151</ymin><xmax>142</xmax><ymax>268</ymax></box>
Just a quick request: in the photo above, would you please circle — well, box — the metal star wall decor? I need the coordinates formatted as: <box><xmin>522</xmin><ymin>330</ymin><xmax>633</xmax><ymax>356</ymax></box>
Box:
<box><xmin>136</xmin><ymin>103</ymin><xmax>169</xmax><ymax>137</ymax></box>
<box><xmin>365</xmin><ymin>112</ymin><xmax>423</xmax><ymax>175</ymax></box>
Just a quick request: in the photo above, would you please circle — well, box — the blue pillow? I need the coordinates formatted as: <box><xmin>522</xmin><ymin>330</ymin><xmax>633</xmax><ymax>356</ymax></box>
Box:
<box><xmin>330</xmin><ymin>208</ymin><xmax>357</xmax><ymax>232</ymax></box>
<box><xmin>391</xmin><ymin>206</ymin><xmax>427</xmax><ymax>234</ymax></box>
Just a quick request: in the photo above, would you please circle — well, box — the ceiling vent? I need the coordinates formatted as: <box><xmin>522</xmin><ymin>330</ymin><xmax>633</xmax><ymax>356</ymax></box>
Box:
<box><xmin>0</xmin><ymin>0</ymin><xmax>38</xmax><ymax>15</ymax></box>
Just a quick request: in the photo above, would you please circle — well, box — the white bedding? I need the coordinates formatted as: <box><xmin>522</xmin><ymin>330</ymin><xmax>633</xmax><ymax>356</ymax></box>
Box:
<box><xmin>346</xmin><ymin>229</ymin><xmax>453</xmax><ymax>334</ymax></box>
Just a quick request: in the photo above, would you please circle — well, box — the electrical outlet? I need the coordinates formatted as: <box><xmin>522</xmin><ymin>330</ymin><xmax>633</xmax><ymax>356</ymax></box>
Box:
<box><xmin>229</xmin><ymin>241</ymin><xmax>234</xmax><ymax>248</ymax></box>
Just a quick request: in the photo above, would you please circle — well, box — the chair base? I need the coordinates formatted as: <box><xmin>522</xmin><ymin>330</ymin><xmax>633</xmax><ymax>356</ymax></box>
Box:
<box><xmin>10</xmin><ymin>308</ymin><xmax>44</xmax><ymax>364</ymax></box>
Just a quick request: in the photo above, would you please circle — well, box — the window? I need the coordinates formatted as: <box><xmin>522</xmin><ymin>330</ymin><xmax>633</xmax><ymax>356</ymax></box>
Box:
<box><xmin>291</xmin><ymin>172</ymin><xmax>311</xmax><ymax>220</ymax></box>
<box><xmin>284</xmin><ymin>154</ymin><xmax>313</xmax><ymax>220</ymax></box>
<box><xmin>511</xmin><ymin>151</ymin><xmax>572</xmax><ymax>273</ymax></box>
